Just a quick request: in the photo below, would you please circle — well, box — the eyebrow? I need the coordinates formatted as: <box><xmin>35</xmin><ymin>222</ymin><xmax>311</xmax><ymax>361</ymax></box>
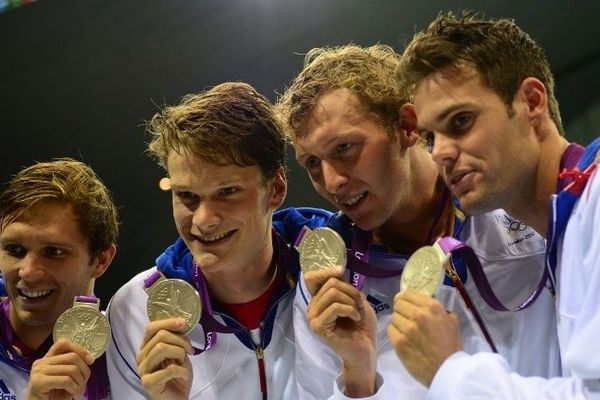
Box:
<box><xmin>0</xmin><ymin>236</ymin><xmax>74</xmax><ymax>249</ymax></box>
<box><xmin>296</xmin><ymin>129</ymin><xmax>357</xmax><ymax>161</ymax></box>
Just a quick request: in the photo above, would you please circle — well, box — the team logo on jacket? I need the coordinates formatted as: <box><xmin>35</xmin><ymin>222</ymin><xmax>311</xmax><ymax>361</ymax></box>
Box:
<box><xmin>0</xmin><ymin>380</ymin><xmax>16</xmax><ymax>400</ymax></box>
<box><xmin>495</xmin><ymin>214</ymin><xmax>528</xmax><ymax>233</ymax></box>
<box><xmin>367</xmin><ymin>294</ymin><xmax>390</xmax><ymax>314</ymax></box>
<box><xmin>495</xmin><ymin>214</ymin><xmax>535</xmax><ymax>246</ymax></box>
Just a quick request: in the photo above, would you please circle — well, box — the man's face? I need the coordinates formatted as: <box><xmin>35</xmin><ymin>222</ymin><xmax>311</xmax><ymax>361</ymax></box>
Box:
<box><xmin>167</xmin><ymin>150</ymin><xmax>285</xmax><ymax>277</ymax></box>
<box><xmin>0</xmin><ymin>201</ymin><xmax>101</xmax><ymax>334</ymax></box>
<box><xmin>413</xmin><ymin>67</ymin><xmax>539</xmax><ymax>215</ymax></box>
<box><xmin>294</xmin><ymin>88</ymin><xmax>414</xmax><ymax>231</ymax></box>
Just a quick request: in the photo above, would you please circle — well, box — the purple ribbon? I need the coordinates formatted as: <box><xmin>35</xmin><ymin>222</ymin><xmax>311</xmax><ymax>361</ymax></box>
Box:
<box><xmin>0</xmin><ymin>299</ymin><xmax>52</xmax><ymax>371</ymax></box>
<box><xmin>438</xmin><ymin>237</ymin><xmax>544</xmax><ymax>312</ymax></box>
<box><xmin>437</xmin><ymin>237</ymin><xmax>498</xmax><ymax>352</ymax></box>
<box><xmin>344</xmin><ymin>186</ymin><xmax>452</xmax><ymax>286</ymax></box>
<box><xmin>0</xmin><ymin>298</ymin><xmax>109</xmax><ymax>399</ymax></box>
<box><xmin>75</xmin><ymin>295</ymin><xmax>98</xmax><ymax>304</ymax></box>
<box><xmin>143</xmin><ymin>266</ymin><xmax>243</xmax><ymax>355</ymax></box>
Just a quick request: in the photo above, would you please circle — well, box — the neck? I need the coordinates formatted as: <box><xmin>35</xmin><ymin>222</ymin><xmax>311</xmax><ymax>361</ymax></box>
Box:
<box><xmin>9</xmin><ymin>304</ymin><xmax>53</xmax><ymax>351</ymax></box>
<box><xmin>204</xmin><ymin>234</ymin><xmax>277</xmax><ymax>304</ymax></box>
<box><xmin>374</xmin><ymin>152</ymin><xmax>451</xmax><ymax>253</ymax></box>
<box><xmin>506</xmin><ymin>134</ymin><xmax>570</xmax><ymax>237</ymax></box>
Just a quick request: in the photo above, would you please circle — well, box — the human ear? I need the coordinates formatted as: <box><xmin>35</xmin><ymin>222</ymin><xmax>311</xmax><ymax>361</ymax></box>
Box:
<box><xmin>398</xmin><ymin>103</ymin><xmax>420</xmax><ymax>148</ymax></box>
<box><xmin>519</xmin><ymin>77</ymin><xmax>548</xmax><ymax>125</ymax></box>
<box><xmin>90</xmin><ymin>243</ymin><xmax>117</xmax><ymax>279</ymax></box>
<box><xmin>268</xmin><ymin>166</ymin><xmax>287</xmax><ymax>209</ymax></box>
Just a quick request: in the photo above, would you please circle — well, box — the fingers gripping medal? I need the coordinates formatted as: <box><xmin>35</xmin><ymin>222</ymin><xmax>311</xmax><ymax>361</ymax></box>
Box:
<box><xmin>145</xmin><ymin>272</ymin><xmax>201</xmax><ymax>335</ymax></box>
<box><xmin>400</xmin><ymin>240</ymin><xmax>450</xmax><ymax>296</ymax></box>
<box><xmin>53</xmin><ymin>296</ymin><xmax>110</xmax><ymax>360</ymax></box>
<box><xmin>294</xmin><ymin>226</ymin><xmax>347</xmax><ymax>274</ymax></box>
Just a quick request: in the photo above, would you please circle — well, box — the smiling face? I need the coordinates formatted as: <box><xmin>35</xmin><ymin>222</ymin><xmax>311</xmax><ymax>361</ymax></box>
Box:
<box><xmin>294</xmin><ymin>88</ymin><xmax>417</xmax><ymax>231</ymax></box>
<box><xmin>0</xmin><ymin>200</ymin><xmax>111</xmax><ymax>340</ymax></box>
<box><xmin>167</xmin><ymin>150</ymin><xmax>285</xmax><ymax>278</ymax></box>
<box><xmin>413</xmin><ymin>66</ymin><xmax>540</xmax><ymax>215</ymax></box>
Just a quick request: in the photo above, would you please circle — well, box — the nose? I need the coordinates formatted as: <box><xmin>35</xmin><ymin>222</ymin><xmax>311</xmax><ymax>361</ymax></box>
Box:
<box><xmin>321</xmin><ymin>161</ymin><xmax>349</xmax><ymax>195</ymax></box>
<box><xmin>430</xmin><ymin>134</ymin><xmax>459</xmax><ymax>168</ymax></box>
<box><xmin>191</xmin><ymin>200</ymin><xmax>221</xmax><ymax>232</ymax></box>
<box><xmin>18</xmin><ymin>254</ymin><xmax>45</xmax><ymax>281</ymax></box>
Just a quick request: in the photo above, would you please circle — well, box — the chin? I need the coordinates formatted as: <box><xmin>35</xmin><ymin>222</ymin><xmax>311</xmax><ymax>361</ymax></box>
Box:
<box><xmin>459</xmin><ymin>193</ymin><xmax>497</xmax><ymax>216</ymax></box>
<box><xmin>351</xmin><ymin>213</ymin><xmax>381</xmax><ymax>232</ymax></box>
<box><xmin>193</xmin><ymin>254</ymin><xmax>223</xmax><ymax>271</ymax></box>
<box><xmin>17</xmin><ymin>311</ymin><xmax>58</xmax><ymax>328</ymax></box>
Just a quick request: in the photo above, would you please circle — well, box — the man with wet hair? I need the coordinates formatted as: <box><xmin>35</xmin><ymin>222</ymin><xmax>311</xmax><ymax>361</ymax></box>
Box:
<box><xmin>107</xmin><ymin>82</ymin><xmax>329</xmax><ymax>399</ymax></box>
<box><xmin>390</xmin><ymin>11</ymin><xmax>600</xmax><ymax>399</ymax></box>
<box><xmin>276</xmin><ymin>43</ymin><xmax>559</xmax><ymax>399</ymax></box>
<box><xmin>0</xmin><ymin>158</ymin><xmax>118</xmax><ymax>399</ymax></box>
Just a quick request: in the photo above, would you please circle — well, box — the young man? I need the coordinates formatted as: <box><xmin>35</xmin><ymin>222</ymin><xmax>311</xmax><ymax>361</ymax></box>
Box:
<box><xmin>106</xmin><ymin>82</ymin><xmax>329</xmax><ymax>399</ymax></box>
<box><xmin>389</xmin><ymin>12</ymin><xmax>600</xmax><ymax>399</ymax></box>
<box><xmin>276</xmin><ymin>44</ymin><xmax>560</xmax><ymax>399</ymax></box>
<box><xmin>0</xmin><ymin>158</ymin><xmax>118</xmax><ymax>399</ymax></box>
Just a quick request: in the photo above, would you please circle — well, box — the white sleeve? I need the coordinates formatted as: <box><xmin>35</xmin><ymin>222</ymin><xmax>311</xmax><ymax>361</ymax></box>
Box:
<box><xmin>331</xmin><ymin>373</ymin><xmax>386</xmax><ymax>400</ymax></box>
<box><xmin>561</xmin><ymin>168</ymin><xmax>600</xmax><ymax>396</ymax></box>
<box><xmin>105</xmin><ymin>274</ymin><xmax>149</xmax><ymax>399</ymax></box>
<box><xmin>429</xmin><ymin>351</ymin><xmax>587</xmax><ymax>400</ymax></box>
<box><xmin>293</xmin><ymin>272</ymin><xmax>386</xmax><ymax>400</ymax></box>
<box><xmin>428</xmin><ymin>170</ymin><xmax>600</xmax><ymax>400</ymax></box>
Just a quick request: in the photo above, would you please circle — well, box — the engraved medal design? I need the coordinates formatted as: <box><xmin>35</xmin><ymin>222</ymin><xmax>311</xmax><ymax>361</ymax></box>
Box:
<box><xmin>295</xmin><ymin>226</ymin><xmax>347</xmax><ymax>274</ymax></box>
<box><xmin>53</xmin><ymin>297</ymin><xmax>110</xmax><ymax>360</ymax></box>
<box><xmin>400</xmin><ymin>244</ymin><xmax>448</xmax><ymax>296</ymax></box>
<box><xmin>146</xmin><ymin>277</ymin><xmax>202</xmax><ymax>335</ymax></box>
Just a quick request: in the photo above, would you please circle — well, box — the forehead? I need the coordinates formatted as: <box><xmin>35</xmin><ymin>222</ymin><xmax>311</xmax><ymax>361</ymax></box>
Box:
<box><xmin>413</xmin><ymin>67</ymin><xmax>502</xmax><ymax>129</ymax></box>
<box><xmin>1</xmin><ymin>201</ymin><xmax>87</xmax><ymax>245</ymax></box>
<box><xmin>166</xmin><ymin>150</ymin><xmax>264</xmax><ymax>188</ymax></box>
<box><xmin>295</xmin><ymin>88</ymin><xmax>379</xmax><ymax>150</ymax></box>
<box><xmin>302</xmin><ymin>88</ymin><xmax>370</xmax><ymax>133</ymax></box>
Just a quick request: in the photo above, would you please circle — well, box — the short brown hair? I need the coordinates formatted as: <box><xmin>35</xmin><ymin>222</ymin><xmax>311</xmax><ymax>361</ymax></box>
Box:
<box><xmin>147</xmin><ymin>82</ymin><xmax>286</xmax><ymax>181</ymax></box>
<box><xmin>277</xmin><ymin>44</ymin><xmax>407</xmax><ymax>141</ymax></box>
<box><xmin>0</xmin><ymin>158</ymin><xmax>119</xmax><ymax>255</ymax></box>
<box><xmin>398</xmin><ymin>11</ymin><xmax>564</xmax><ymax>134</ymax></box>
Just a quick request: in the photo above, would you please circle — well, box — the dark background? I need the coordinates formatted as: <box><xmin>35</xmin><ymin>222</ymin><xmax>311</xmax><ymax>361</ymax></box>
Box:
<box><xmin>2</xmin><ymin>0</ymin><xmax>600</xmax><ymax>306</ymax></box>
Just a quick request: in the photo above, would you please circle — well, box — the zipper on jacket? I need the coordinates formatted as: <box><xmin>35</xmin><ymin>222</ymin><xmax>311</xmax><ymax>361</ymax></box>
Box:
<box><xmin>255</xmin><ymin>345</ymin><xmax>267</xmax><ymax>400</ymax></box>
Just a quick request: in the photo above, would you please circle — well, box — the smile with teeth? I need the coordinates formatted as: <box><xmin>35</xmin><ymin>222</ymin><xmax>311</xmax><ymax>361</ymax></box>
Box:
<box><xmin>18</xmin><ymin>288</ymin><xmax>53</xmax><ymax>299</ymax></box>
<box><xmin>195</xmin><ymin>230</ymin><xmax>235</xmax><ymax>242</ymax></box>
<box><xmin>344</xmin><ymin>192</ymin><xmax>366</xmax><ymax>206</ymax></box>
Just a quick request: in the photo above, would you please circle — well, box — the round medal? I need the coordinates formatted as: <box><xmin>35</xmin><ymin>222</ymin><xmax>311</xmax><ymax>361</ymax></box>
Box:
<box><xmin>53</xmin><ymin>305</ymin><xmax>110</xmax><ymax>360</ymax></box>
<box><xmin>146</xmin><ymin>278</ymin><xmax>202</xmax><ymax>335</ymax></box>
<box><xmin>400</xmin><ymin>245</ymin><xmax>446</xmax><ymax>296</ymax></box>
<box><xmin>297</xmin><ymin>227</ymin><xmax>347</xmax><ymax>274</ymax></box>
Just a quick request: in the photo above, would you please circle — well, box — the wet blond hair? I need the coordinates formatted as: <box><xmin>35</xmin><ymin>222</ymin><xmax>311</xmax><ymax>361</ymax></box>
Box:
<box><xmin>277</xmin><ymin>44</ymin><xmax>408</xmax><ymax>141</ymax></box>
<box><xmin>147</xmin><ymin>82</ymin><xmax>286</xmax><ymax>181</ymax></box>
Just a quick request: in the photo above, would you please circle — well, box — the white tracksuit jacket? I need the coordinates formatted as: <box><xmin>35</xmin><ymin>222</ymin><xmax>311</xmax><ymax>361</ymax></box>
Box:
<box><xmin>294</xmin><ymin>209</ymin><xmax>561</xmax><ymax>400</ymax></box>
